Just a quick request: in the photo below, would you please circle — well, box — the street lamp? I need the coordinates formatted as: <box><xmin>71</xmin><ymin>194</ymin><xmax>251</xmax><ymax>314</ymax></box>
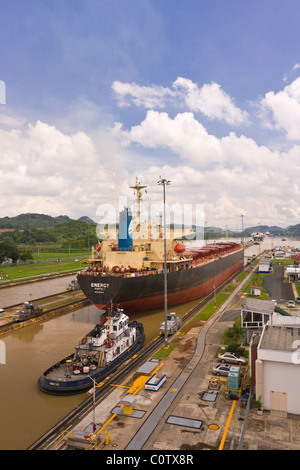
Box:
<box><xmin>157</xmin><ymin>177</ymin><xmax>170</xmax><ymax>348</ymax></box>
<box><xmin>87</xmin><ymin>375</ymin><xmax>97</xmax><ymax>432</ymax></box>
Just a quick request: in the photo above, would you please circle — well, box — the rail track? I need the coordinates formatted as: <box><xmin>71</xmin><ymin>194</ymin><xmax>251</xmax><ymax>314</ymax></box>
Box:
<box><xmin>0</xmin><ymin>293</ymin><xmax>89</xmax><ymax>336</ymax></box>
<box><xmin>28</xmin><ymin>335</ymin><xmax>163</xmax><ymax>450</ymax></box>
<box><xmin>27</xmin><ymin>267</ymin><xmax>244</xmax><ymax>450</ymax></box>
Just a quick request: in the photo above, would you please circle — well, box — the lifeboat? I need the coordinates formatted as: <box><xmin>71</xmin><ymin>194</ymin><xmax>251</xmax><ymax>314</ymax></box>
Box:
<box><xmin>174</xmin><ymin>243</ymin><xmax>185</xmax><ymax>254</ymax></box>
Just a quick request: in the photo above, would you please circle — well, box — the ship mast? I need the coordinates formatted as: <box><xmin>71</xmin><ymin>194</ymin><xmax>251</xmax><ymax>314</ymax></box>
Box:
<box><xmin>130</xmin><ymin>177</ymin><xmax>147</xmax><ymax>231</ymax></box>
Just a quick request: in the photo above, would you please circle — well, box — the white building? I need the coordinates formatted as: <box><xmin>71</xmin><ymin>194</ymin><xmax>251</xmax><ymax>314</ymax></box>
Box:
<box><xmin>249</xmin><ymin>285</ymin><xmax>262</xmax><ymax>297</ymax></box>
<box><xmin>241</xmin><ymin>298</ymin><xmax>276</xmax><ymax>343</ymax></box>
<box><xmin>258</xmin><ymin>261</ymin><xmax>272</xmax><ymax>273</ymax></box>
<box><xmin>256</xmin><ymin>315</ymin><xmax>300</xmax><ymax>416</ymax></box>
<box><xmin>285</xmin><ymin>265</ymin><xmax>300</xmax><ymax>282</ymax></box>
<box><xmin>273</xmin><ymin>250</ymin><xmax>286</xmax><ymax>259</ymax></box>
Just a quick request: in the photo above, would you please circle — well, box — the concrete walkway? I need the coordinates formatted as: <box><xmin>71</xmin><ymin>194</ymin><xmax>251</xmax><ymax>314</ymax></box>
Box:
<box><xmin>126</xmin><ymin>264</ymin><xmax>257</xmax><ymax>450</ymax></box>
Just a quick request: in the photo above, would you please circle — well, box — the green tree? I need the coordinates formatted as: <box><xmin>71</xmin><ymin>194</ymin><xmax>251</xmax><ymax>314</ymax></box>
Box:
<box><xmin>0</xmin><ymin>241</ymin><xmax>19</xmax><ymax>264</ymax></box>
<box><xmin>19</xmin><ymin>250</ymin><xmax>33</xmax><ymax>261</ymax></box>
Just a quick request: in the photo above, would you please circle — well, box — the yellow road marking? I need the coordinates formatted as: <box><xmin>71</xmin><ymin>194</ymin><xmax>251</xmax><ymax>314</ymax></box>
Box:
<box><xmin>94</xmin><ymin>362</ymin><xmax>166</xmax><ymax>437</ymax></box>
<box><xmin>96</xmin><ymin>413</ymin><xmax>117</xmax><ymax>435</ymax></box>
<box><xmin>218</xmin><ymin>400</ymin><xmax>236</xmax><ymax>450</ymax></box>
<box><xmin>110</xmin><ymin>384</ymin><xmax>130</xmax><ymax>389</ymax></box>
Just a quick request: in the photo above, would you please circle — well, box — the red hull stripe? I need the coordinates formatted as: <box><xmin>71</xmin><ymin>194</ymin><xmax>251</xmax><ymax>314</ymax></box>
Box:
<box><xmin>95</xmin><ymin>259</ymin><xmax>243</xmax><ymax>313</ymax></box>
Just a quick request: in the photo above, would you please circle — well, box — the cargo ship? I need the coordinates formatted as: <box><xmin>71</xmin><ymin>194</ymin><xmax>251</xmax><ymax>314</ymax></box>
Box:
<box><xmin>77</xmin><ymin>179</ymin><xmax>244</xmax><ymax>313</ymax></box>
<box><xmin>38</xmin><ymin>307</ymin><xmax>144</xmax><ymax>394</ymax></box>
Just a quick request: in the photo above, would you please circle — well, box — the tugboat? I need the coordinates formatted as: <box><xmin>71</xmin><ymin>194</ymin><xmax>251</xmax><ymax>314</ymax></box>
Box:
<box><xmin>159</xmin><ymin>312</ymin><xmax>182</xmax><ymax>336</ymax></box>
<box><xmin>38</xmin><ymin>307</ymin><xmax>145</xmax><ymax>394</ymax></box>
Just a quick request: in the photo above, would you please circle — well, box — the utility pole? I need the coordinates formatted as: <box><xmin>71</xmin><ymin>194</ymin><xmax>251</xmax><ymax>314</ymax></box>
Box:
<box><xmin>157</xmin><ymin>176</ymin><xmax>170</xmax><ymax>348</ymax></box>
<box><xmin>241</xmin><ymin>214</ymin><xmax>244</xmax><ymax>246</ymax></box>
<box><xmin>88</xmin><ymin>375</ymin><xmax>96</xmax><ymax>432</ymax></box>
<box><xmin>241</xmin><ymin>214</ymin><xmax>245</xmax><ymax>264</ymax></box>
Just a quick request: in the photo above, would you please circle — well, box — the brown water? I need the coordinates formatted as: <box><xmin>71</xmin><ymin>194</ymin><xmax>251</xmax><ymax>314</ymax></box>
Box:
<box><xmin>0</xmin><ymin>297</ymin><xmax>201</xmax><ymax>450</ymax></box>
<box><xmin>0</xmin><ymin>238</ymin><xmax>297</xmax><ymax>449</ymax></box>
<box><xmin>0</xmin><ymin>275</ymin><xmax>75</xmax><ymax>308</ymax></box>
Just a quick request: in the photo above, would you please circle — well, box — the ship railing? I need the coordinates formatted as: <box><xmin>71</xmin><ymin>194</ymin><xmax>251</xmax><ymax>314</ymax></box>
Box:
<box><xmin>80</xmin><ymin>269</ymin><xmax>165</xmax><ymax>278</ymax></box>
<box><xmin>79</xmin><ymin>246</ymin><xmax>242</xmax><ymax>277</ymax></box>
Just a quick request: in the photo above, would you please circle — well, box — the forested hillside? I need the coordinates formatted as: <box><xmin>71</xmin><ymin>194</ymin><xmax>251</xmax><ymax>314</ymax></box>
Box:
<box><xmin>0</xmin><ymin>213</ymin><xmax>72</xmax><ymax>229</ymax></box>
<box><xmin>0</xmin><ymin>216</ymin><xmax>98</xmax><ymax>249</ymax></box>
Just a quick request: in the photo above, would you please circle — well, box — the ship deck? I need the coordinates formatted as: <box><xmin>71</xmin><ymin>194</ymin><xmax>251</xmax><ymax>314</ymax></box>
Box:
<box><xmin>43</xmin><ymin>362</ymin><xmax>102</xmax><ymax>382</ymax></box>
<box><xmin>81</xmin><ymin>246</ymin><xmax>243</xmax><ymax>278</ymax></box>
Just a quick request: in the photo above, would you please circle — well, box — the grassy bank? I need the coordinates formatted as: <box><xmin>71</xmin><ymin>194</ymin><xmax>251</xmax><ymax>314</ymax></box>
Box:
<box><xmin>195</xmin><ymin>293</ymin><xmax>229</xmax><ymax>321</ymax></box>
<box><xmin>0</xmin><ymin>249</ymin><xmax>88</xmax><ymax>284</ymax></box>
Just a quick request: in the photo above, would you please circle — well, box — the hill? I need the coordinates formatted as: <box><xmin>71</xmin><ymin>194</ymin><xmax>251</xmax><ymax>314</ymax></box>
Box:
<box><xmin>0</xmin><ymin>217</ymin><xmax>98</xmax><ymax>249</ymax></box>
<box><xmin>245</xmin><ymin>224</ymin><xmax>300</xmax><ymax>237</ymax></box>
<box><xmin>1</xmin><ymin>212</ymin><xmax>300</xmax><ymax>248</ymax></box>
<box><xmin>284</xmin><ymin>224</ymin><xmax>300</xmax><ymax>237</ymax></box>
<box><xmin>0</xmin><ymin>213</ymin><xmax>72</xmax><ymax>230</ymax></box>
<box><xmin>77</xmin><ymin>216</ymin><xmax>96</xmax><ymax>224</ymax></box>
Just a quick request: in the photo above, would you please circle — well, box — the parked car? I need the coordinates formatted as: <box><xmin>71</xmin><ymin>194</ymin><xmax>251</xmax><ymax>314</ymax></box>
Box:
<box><xmin>217</xmin><ymin>351</ymin><xmax>247</xmax><ymax>365</ymax></box>
<box><xmin>296</xmin><ymin>297</ymin><xmax>300</xmax><ymax>304</ymax></box>
<box><xmin>288</xmin><ymin>300</ymin><xmax>295</xmax><ymax>308</ymax></box>
<box><xmin>212</xmin><ymin>364</ymin><xmax>231</xmax><ymax>376</ymax></box>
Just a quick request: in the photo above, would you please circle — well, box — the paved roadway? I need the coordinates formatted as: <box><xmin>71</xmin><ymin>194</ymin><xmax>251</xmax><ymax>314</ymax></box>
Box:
<box><xmin>262</xmin><ymin>265</ymin><xmax>294</xmax><ymax>302</ymax></box>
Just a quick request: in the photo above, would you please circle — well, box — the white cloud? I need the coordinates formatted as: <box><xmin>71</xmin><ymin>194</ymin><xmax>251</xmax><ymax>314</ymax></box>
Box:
<box><xmin>283</xmin><ymin>64</ymin><xmax>300</xmax><ymax>82</ymax></box>
<box><xmin>2</xmin><ymin>74</ymin><xmax>300</xmax><ymax>229</ymax></box>
<box><xmin>113</xmin><ymin>110</ymin><xmax>224</xmax><ymax>165</ymax></box>
<box><xmin>112</xmin><ymin>105</ymin><xmax>300</xmax><ymax>227</ymax></box>
<box><xmin>260</xmin><ymin>77</ymin><xmax>300</xmax><ymax>140</ymax></box>
<box><xmin>113</xmin><ymin>110</ymin><xmax>279</xmax><ymax>171</ymax></box>
<box><xmin>173</xmin><ymin>77</ymin><xmax>249</xmax><ymax>126</ymax></box>
<box><xmin>0</xmin><ymin>119</ymin><xmax>129</xmax><ymax>219</ymax></box>
<box><xmin>0</xmin><ymin>113</ymin><xmax>25</xmax><ymax>127</ymax></box>
<box><xmin>220</xmin><ymin>132</ymin><xmax>279</xmax><ymax>169</ymax></box>
<box><xmin>112</xmin><ymin>77</ymin><xmax>249</xmax><ymax>126</ymax></box>
<box><xmin>112</xmin><ymin>81</ymin><xmax>173</xmax><ymax>109</ymax></box>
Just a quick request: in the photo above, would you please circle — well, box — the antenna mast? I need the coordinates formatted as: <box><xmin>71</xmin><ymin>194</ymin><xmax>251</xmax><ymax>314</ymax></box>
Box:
<box><xmin>130</xmin><ymin>177</ymin><xmax>147</xmax><ymax>229</ymax></box>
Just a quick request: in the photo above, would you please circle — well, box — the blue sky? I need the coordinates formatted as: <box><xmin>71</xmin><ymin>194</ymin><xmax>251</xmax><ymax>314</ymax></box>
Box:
<box><xmin>1</xmin><ymin>0</ymin><xmax>300</xmax><ymax>230</ymax></box>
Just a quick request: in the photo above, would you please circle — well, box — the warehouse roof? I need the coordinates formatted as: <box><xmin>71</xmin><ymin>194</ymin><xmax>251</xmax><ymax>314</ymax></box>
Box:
<box><xmin>259</xmin><ymin>324</ymin><xmax>300</xmax><ymax>352</ymax></box>
<box><xmin>242</xmin><ymin>298</ymin><xmax>275</xmax><ymax>315</ymax></box>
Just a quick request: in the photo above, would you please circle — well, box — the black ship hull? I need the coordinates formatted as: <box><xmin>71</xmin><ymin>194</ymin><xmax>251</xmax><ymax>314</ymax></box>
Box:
<box><xmin>77</xmin><ymin>249</ymin><xmax>244</xmax><ymax>313</ymax></box>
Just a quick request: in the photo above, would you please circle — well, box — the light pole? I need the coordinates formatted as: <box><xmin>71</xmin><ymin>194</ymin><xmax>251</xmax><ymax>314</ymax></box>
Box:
<box><xmin>157</xmin><ymin>176</ymin><xmax>170</xmax><ymax>348</ymax></box>
<box><xmin>87</xmin><ymin>375</ymin><xmax>96</xmax><ymax>432</ymax></box>
<box><xmin>241</xmin><ymin>214</ymin><xmax>245</xmax><ymax>264</ymax></box>
<box><xmin>241</xmin><ymin>214</ymin><xmax>244</xmax><ymax>246</ymax></box>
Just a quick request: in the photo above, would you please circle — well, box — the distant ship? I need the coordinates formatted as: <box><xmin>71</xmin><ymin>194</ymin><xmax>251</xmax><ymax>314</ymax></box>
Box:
<box><xmin>38</xmin><ymin>307</ymin><xmax>144</xmax><ymax>394</ymax></box>
<box><xmin>252</xmin><ymin>229</ymin><xmax>264</xmax><ymax>242</ymax></box>
<box><xmin>77</xmin><ymin>179</ymin><xmax>244</xmax><ymax>313</ymax></box>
